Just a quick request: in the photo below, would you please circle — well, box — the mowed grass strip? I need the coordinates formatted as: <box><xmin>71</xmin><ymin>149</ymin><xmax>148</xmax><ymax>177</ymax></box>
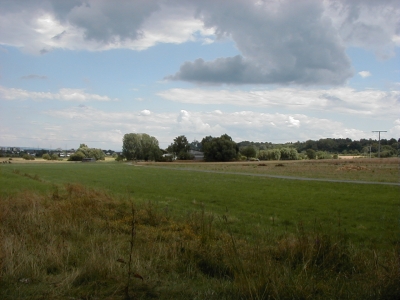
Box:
<box><xmin>1</xmin><ymin>162</ymin><xmax>398</xmax><ymax>249</ymax></box>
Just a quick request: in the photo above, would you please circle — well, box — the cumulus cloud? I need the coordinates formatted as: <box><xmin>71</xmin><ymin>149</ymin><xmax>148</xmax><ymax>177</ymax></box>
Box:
<box><xmin>0</xmin><ymin>0</ymin><xmax>212</xmax><ymax>53</ymax></box>
<box><xmin>0</xmin><ymin>86</ymin><xmax>117</xmax><ymax>102</ymax></box>
<box><xmin>140</xmin><ymin>109</ymin><xmax>151</xmax><ymax>116</ymax></box>
<box><xmin>1</xmin><ymin>0</ymin><xmax>397</xmax><ymax>85</ymax></box>
<box><xmin>63</xmin><ymin>0</ymin><xmax>160</xmax><ymax>43</ymax></box>
<box><xmin>168</xmin><ymin>0</ymin><xmax>353</xmax><ymax>85</ymax></box>
<box><xmin>358</xmin><ymin>71</ymin><xmax>371</xmax><ymax>78</ymax></box>
<box><xmin>176</xmin><ymin>109</ymin><xmax>215</xmax><ymax>133</ymax></box>
<box><xmin>41</xmin><ymin>106</ymin><xmax>370</xmax><ymax>146</ymax></box>
<box><xmin>323</xmin><ymin>0</ymin><xmax>400</xmax><ymax>59</ymax></box>
<box><xmin>3</xmin><ymin>102</ymin><xmax>397</xmax><ymax>149</ymax></box>
<box><xmin>389</xmin><ymin>119</ymin><xmax>400</xmax><ymax>138</ymax></box>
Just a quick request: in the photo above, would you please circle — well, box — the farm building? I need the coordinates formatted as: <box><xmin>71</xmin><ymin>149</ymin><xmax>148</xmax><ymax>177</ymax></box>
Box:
<box><xmin>189</xmin><ymin>150</ymin><xmax>204</xmax><ymax>160</ymax></box>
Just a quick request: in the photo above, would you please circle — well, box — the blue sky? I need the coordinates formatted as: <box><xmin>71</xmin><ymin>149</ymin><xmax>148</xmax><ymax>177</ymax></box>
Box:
<box><xmin>0</xmin><ymin>0</ymin><xmax>399</xmax><ymax>150</ymax></box>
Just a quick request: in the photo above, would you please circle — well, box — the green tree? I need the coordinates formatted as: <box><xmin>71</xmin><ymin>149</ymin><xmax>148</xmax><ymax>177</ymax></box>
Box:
<box><xmin>42</xmin><ymin>153</ymin><xmax>51</xmax><ymax>160</ymax></box>
<box><xmin>68</xmin><ymin>145</ymin><xmax>105</xmax><ymax>161</ymax></box>
<box><xmin>240</xmin><ymin>145</ymin><xmax>257</xmax><ymax>159</ymax></box>
<box><xmin>280</xmin><ymin>148</ymin><xmax>298</xmax><ymax>160</ymax></box>
<box><xmin>122</xmin><ymin>133</ymin><xmax>142</xmax><ymax>160</ymax></box>
<box><xmin>170</xmin><ymin>135</ymin><xmax>191</xmax><ymax>159</ymax></box>
<box><xmin>316</xmin><ymin>151</ymin><xmax>332</xmax><ymax>159</ymax></box>
<box><xmin>68</xmin><ymin>151</ymin><xmax>85</xmax><ymax>161</ymax></box>
<box><xmin>189</xmin><ymin>139</ymin><xmax>202</xmax><ymax>151</ymax></box>
<box><xmin>122</xmin><ymin>133</ymin><xmax>161</xmax><ymax>161</ymax></box>
<box><xmin>141</xmin><ymin>133</ymin><xmax>161</xmax><ymax>161</ymax></box>
<box><xmin>306</xmin><ymin>149</ymin><xmax>316</xmax><ymax>159</ymax></box>
<box><xmin>258</xmin><ymin>149</ymin><xmax>281</xmax><ymax>160</ymax></box>
<box><xmin>201</xmin><ymin>134</ymin><xmax>238</xmax><ymax>162</ymax></box>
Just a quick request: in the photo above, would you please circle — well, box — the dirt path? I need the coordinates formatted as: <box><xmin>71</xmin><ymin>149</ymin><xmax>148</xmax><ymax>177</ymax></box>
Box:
<box><xmin>142</xmin><ymin>165</ymin><xmax>400</xmax><ymax>186</ymax></box>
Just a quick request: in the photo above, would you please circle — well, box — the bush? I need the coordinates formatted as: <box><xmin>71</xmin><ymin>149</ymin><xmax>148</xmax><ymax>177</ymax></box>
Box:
<box><xmin>115</xmin><ymin>155</ymin><xmax>125</xmax><ymax>162</ymax></box>
<box><xmin>42</xmin><ymin>153</ymin><xmax>51</xmax><ymax>160</ymax></box>
<box><xmin>22</xmin><ymin>154</ymin><xmax>35</xmax><ymax>160</ymax></box>
<box><xmin>258</xmin><ymin>149</ymin><xmax>281</xmax><ymax>160</ymax></box>
<box><xmin>280</xmin><ymin>147</ymin><xmax>298</xmax><ymax>160</ymax></box>
<box><xmin>68</xmin><ymin>151</ymin><xmax>85</xmax><ymax>161</ymax></box>
<box><xmin>178</xmin><ymin>151</ymin><xmax>194</xmax><ymax>160</ymax></box>
<box><xmin>297</xmin><ymin>152</ymin><xmax>307</xmax><ymax>160</ymax></box>
<box><xmin>316</xmin><ymin>151</ymin><xmax>332</xmax><ymax>159</ymax></box>
<box><xmin>380</xmin><ymin>150</ymin><xmax>394</xmax><ymax>158</ymax></box>
<box><xmin>306</xmin><ymin>149</ymin><xmax>316</xmax><ymax>159</ymax></box>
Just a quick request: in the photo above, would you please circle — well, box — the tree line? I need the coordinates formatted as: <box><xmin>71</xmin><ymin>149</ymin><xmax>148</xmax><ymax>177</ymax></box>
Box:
<box><xmin>121</xmin><ymin>133</ymin><xmax>240</xmax><ymax>162</ymax></box>
<box><xmin>121</xmin><ymin>133</ymin><xmax>398</xmax><ymax>162</ymax></box>
<box><xmin>238</xmin><ymin>137</ymin><xmax>399</xmax><ymax>158</ymax></box>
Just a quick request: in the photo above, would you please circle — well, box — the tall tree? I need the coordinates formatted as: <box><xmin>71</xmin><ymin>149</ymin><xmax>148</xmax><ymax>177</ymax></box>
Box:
<box><xmin>122</xmin><ymin>133</ymin><xmax>161</xmax><ymax>161</ymax></box>
<box><xmin>170</xmin><ymin>135</ymin><xmax>191</xmax><ymax>159</ymax></box>
<box><xmin>240</xmin><ymin>145</ymin><xmax>257</xmax><ymax>159</ymax></box>
<box><xmin>122</xmin><ymin>133</ymin><xmax>143</xmax><ymax>160</ymax></box>
<box><xmin>190</xmin><ymin>139</ymin><xmax>202</xmax><ymax>151</ymax></box>
<box><xmin>201</xmin><ymin>134</ymin><xmax>238</xmax><ymax>162</ymax></box>
<box><xmin>141</xmin><ymin>134</ymin><xmax>161</xmax><ymax>161</ymax></box>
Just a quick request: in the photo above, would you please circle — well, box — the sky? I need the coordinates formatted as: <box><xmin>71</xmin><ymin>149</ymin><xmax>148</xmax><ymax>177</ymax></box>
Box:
<box><xmin>0</xmin><ymin>0</ymin><xmax>399</xmax><ymax>151</ymax></box>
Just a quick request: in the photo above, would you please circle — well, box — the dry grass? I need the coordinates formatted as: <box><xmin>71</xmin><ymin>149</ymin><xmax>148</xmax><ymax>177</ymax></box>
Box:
<box><xmin>1</xmin><ymin>184</ymin><xmax>399</xmax><ymax>299</ymax></box>
<box><xmin>147</xmin><ymin>157</ymin><xmax>399</xmax><ymax>183</ymax></box>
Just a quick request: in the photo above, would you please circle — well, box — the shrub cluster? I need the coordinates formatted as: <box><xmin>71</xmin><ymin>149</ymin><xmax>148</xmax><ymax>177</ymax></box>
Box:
<box><xmin>22</xmin><ymin>154</ymin><xmax>35</xmax><ymax>160</ymax></box>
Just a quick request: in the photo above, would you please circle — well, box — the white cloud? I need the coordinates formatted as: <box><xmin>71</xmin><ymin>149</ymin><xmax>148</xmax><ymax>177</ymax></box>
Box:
<box><xmin>168</xmin><ymin>0</ymin><xmax>353</xmax><ymax>85</ymax></box>
<box><xmin>0</xmin><ymin>1</ymin><xmax>213</xmax><ymax>53</ymax></box>
<box><xmin>158</xmin><ymin>87</ymin><xmax>400</xmax><ymax>117</ymax></box>
<box><xmin>358</xmin><ymin>71</ymin><xmax>371</xmax><ymax>78</ymax></box>
<box><xmin>0</xmin><ymin>86</ymin><xmax>117</xmax><ymax>102</ymax></box>
<box><xmin>1</xmin><ymin>0</ymin><xmax>397</xmax><ymax>85</ymax></box>
<box><xmin>323</xmin><ymin>0</ymin><xmax>400</xmax><ymax>59</ymax></box>
<box><xmin>43</xmin><ymin>106</ymin><xmax>372</xmax><ymax>143</ymax></box>
<box><xmin>176</xmin><ymin>110</ymin><xmax>215</xmax><ymax>133</ymax></box>
<box><xmin>286</xmin><ymin>116</ymin><xmax>300</xmax><ymax>128</ymax></box>
<box><xmin>140</xmin><ymin>110</ymin><xmax>151</xmax><ymax>116</ymax></box>
<box><xmin>389</xmin><ymin>119</ymin><xmax>400</xmax><ymax>137</ymax></box>
<box><xmin>2</xmin><ymin>102</ymin><xmax>398</xmax><ymax>149</ymax></box>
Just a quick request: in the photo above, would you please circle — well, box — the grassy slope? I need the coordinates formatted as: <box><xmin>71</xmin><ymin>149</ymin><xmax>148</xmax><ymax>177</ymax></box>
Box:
<box><xmin>1</xmin><ymin>161</ymin><xmax>399</xmax><ymax>299</ymax></box>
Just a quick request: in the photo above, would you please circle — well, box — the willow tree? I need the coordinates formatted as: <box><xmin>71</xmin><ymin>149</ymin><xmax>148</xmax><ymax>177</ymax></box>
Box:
<box><xmin>122</xmin><ymin>133</ymin><xmax>161</xmax><ymax>161</ymax></box>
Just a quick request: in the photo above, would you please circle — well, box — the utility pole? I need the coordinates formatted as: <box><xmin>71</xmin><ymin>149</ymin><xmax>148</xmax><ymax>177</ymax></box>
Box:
<box><xmin>372</xmin><ymin>131</ymin><xmax>387</xmax><ymax>158</ymax></box>
<box><xmin>365</xmin><ymin>145</ymin><xmax>372</xmax><ymax>158</ymax></box>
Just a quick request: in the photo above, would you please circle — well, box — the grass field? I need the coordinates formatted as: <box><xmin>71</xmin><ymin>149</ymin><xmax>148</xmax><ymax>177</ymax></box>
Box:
<box><xmin>142</xmin><ymin>157</ymin><xmax>400</xmax><ymax>183</ymax></box>
<box><xmin>0</xmin><ymin>159</ymin><xmax>399</xmax><ymax>299</ymax></box>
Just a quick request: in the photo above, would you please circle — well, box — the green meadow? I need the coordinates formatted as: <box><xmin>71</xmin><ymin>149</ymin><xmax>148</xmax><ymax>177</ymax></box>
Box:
<box><xmin>1</xmin><ymin>160</ymin><xmax>399</xmax><ymax>299</ymax></box>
